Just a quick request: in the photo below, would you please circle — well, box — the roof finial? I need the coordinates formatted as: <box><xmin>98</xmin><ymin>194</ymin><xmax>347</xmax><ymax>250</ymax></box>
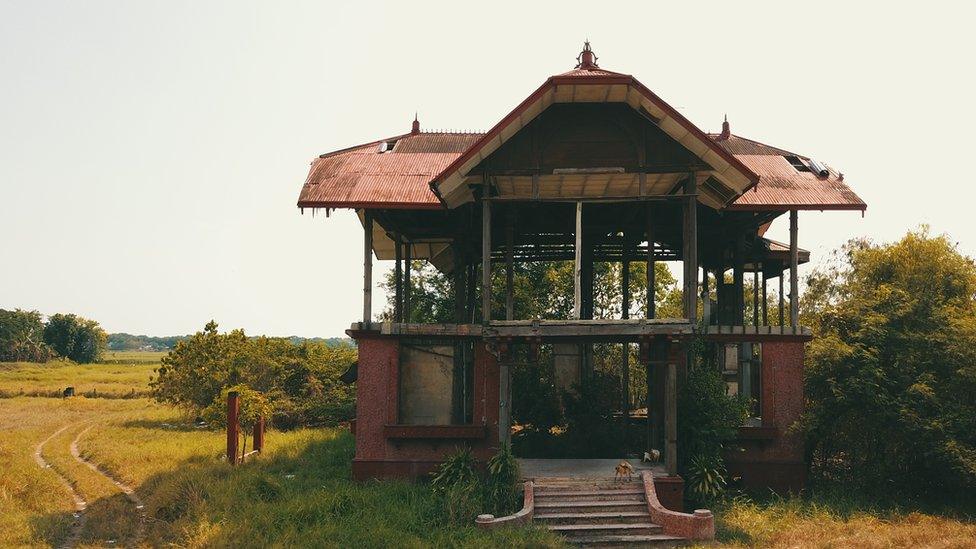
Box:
<box><xmin>411</xmin><ymin>112</ymin><xmax>420</xmax><ymax>135</ymax></box>
<box><xmin>719</xmin><ymin>114</ymin><xmax>731</xmax><ymax>140</ymax></box>
<box><xmin>575</xmin><ymin>40</ymin><xmax>599</xmax><ymax>69</ymax></box>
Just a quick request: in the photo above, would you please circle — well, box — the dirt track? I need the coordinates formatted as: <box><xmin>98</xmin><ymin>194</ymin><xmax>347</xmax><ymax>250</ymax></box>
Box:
<box><xmin>34</xmin><ymin>421</ymin><xmax>147</xmax><ymax>548</ymax></box>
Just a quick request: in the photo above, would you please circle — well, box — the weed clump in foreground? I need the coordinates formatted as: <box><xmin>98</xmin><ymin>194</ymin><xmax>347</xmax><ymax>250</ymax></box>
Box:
<box><xmin>430</xmin><ymin>445</ymin><xmax>523</xmax><ymax>525</ymax></box>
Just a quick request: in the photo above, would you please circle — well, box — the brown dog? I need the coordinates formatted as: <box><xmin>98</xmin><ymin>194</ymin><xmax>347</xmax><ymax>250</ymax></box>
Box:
<box><xmin>614</xmin><ymin>460</ymin><xmax>635</xmax><ymax>481</ymax></box>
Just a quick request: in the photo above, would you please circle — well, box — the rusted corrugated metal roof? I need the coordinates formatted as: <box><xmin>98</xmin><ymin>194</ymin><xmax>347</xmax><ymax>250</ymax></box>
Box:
<box><xmin>298</xmin><ymin>130</ymin><xmax>865</xmax><ymax>211</ymax></box>
<box><xmin>711</xmin><ymin>134</ymin><xmax>866</xmax><ymax>211</ymax></box>
<box><xmin>298</xmin><ymin>132</ymin><xmax>482</xmax><ymax>209</ymax></box>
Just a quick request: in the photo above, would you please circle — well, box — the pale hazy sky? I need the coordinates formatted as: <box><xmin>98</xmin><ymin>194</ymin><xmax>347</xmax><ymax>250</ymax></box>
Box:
<box><xmin>2</xmin><ymin>1</ymin><xmax>975</xmax><ymax>337</ymax></box>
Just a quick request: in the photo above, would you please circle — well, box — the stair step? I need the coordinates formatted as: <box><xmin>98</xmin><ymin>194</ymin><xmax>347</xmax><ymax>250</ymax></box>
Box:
<box><xmin>535</xmin><ymin>490</ymin><xmax>644</xmax><ymax>502</ymax></box>
<box><xmin>569</xmin><ymin>534</ymin><xmax>687</xmax><ymax>547</ymax></box>
<box><xmin>535</xmin><ymin>511</ymin><xmax>650</xmax><ymax>525</ymax></box>
<box><xmin>549</xmin><ymin>522</ymin><xmax>663</xmax><ymax>537</ymax></box>
<box><xmin>536</xmin><ymin>500</ymin><xmax>647</xmax><ymax>509</ymax></box>
<box><xmin>535</xmin><ymin>511</ymin><xmax>648</xmax><ymax>520</ymax></box>
<box><xmin>536</xmin><ymin>488</ymin><xmax>645</xmax><ymax>497</ymax></box>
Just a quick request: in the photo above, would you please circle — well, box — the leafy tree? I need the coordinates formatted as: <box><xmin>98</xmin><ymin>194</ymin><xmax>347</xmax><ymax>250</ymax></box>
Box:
<box><xmin>381</xmin><ymin>259</ymin><xmax>679</xmax><ymax>322</ymax></box>
<box><xmin>43</xmin><ymin>313</ymin><xmax>107</xmax><ymax>363</ymax></box>
<box><xmin>801</xmin><ymin>228</ymin><xmax>976</xmax><ymax>499</ymax></box>
<box><xmin>0</xmin><ymin>308</ymin><xmax>54</xmax><ymax>362</ymax></box>
<box><xmin>151</xmin><ymin>321</ymin><xmax>357</xmax><ymax>429</ymax></box>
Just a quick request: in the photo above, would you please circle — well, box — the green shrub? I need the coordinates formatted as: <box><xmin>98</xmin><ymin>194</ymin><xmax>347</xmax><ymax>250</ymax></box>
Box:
<box><xmin>678</xmin><ymin>337</ymin><xmax>749</xmax><ymax>506</ymax></box>
<box><xmin>151</xmin><ymin>321</ymin><xmax>356</xmax><ymax>429</ymax></box>
<box><xmin>802</xmin><ymin>229</ymin><xmax>976</xmax><ymax>500</ymax></box>
<box><xmin>484</xmin><ymin>444</ymin><xmax>521</xmax><ymax>516</ymax></box>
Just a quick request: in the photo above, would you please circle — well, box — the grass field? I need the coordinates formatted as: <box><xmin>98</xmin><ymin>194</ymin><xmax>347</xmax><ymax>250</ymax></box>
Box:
<box><xmin>0</xmin><ymin>352</ymin><xmax>158</xmax><ymax>398</ymax></box>
<box><xmin>1</xmin><ymin>354</ymin><xmax>974</xmax><ymax>548</ymax></box>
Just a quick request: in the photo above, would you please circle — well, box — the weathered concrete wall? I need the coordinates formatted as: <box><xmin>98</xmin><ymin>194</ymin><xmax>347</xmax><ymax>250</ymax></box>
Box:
<box><xmin>399</xmin><ymin>344</ymin><xmax>454</xmax><ymax>425</ymax></box>
<box><xmin>552</xmin><ymin>343</ymin><xmax>580</xmax><ymax>394</ymax></box>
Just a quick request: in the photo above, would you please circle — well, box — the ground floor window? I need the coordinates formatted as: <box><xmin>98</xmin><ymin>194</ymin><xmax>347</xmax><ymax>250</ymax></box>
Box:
<box><xmin>397</xmin><ymin>339</ymin><xmax>473</xmax><ymax>425</ymax></box>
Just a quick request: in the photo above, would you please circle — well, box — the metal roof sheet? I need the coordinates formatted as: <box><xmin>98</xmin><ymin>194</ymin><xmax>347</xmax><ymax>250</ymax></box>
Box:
<box><xmin>298</xmin><ymin>132</ymin><xmax>482</xmax><ymax>209</ymax></box>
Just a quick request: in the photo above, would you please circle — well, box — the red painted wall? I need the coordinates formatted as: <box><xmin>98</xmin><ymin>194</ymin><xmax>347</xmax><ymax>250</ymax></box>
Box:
<box><xmin>351</xmin><ymin>334</ymin><xmax>501</xmax><ymax>480</ymax></box>
<box><xmin>726</xmin><ymin>340</ymin><xmax>807</xmax><ymax>493</ymax></box>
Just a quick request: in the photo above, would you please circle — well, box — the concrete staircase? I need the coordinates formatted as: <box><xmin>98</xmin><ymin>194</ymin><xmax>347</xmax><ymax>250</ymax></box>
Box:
<box><xmin>533</xmin><ymin>478</ymin><xmax>687</xmax><ymax>547</ymax></box>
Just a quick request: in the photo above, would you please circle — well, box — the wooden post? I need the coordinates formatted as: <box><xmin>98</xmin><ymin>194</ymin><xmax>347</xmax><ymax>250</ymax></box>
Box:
<box><xmin>789</xmin><ymin>210</ymin><xmax>799</xmax><ymax>332</ymax></box>
<box><xmin>454</xmin><ymin>250</ymin><xmax>466</xmax><ymax>323</ymax></box>
<box><xmin>778</xmin><ymin>274</ymin><xmax>785</xmax><ymax>327</ymax></box>
<box><xmin>467</xmin><ymin>263</ymin><xmax>477</xmax><ymax>323</ymax></box>
<box><xmin>482</xmin><ymin>197</ymin><xmax>492</xmax><ymax>324</ymax></box>
<box><xmin>394</xmin><ymin>234</ymin><xmax>403</xmax><ymax>323</ymax></box>
<box><xmin>762</xmin><ymin>275</ymin><xmax>768</xmax><ymax>326</ymax></box>
<box><xmin>621</xmin><ymin>237</ymin><xmax>631</xmax><ymax>440</ymax></box>
<box><xmin>363</xmin><ymin>212</ymin><xmax>373</xmax><ymax>325</ymax></box>
<box><xmin>733</xmin><ymin>235</ymin><xmax>745</xmax><ymax>326</ymax></box>
<box><xmin>226</xmin><ymin>391</ymin><xmax>239</xmax><ymax>465</ymax></box>
<box><xmin>683</xmin><ymin>173</ymin><xmax>698</xmax><ymax>322</ymax></box>
<box><xmin>753</xmin><ymin>261</ymin><xmax>760</xmax><ymax>327</ymax></box>
<box><xmin>665</xmin><ymin>359</ymin><xmax>677</xmax><ymax>476</ymax></box>
<box><xmin>253</xmin><ymin>416</ymin><xmax>265</xmax><ymax>453</ymax></box>
<box><xmin>452</xmin><ymin>251</ymin><xmax>466</xmax><ymax>424</ymax></box>
<box><xmin>574</xmin><ymin>201</ymin><xmax>583</xmax><ymax>320</ymax></box>
<box><xmin>505</xmin><ymin>208</ymin><xmax>515</xmax><ymax>320</ymax></box>
<box><xmin>646</xmin><ymin>204</ymin><xmax>655</xmax><ymax>319</ymax></box>
<box><xmin>701</xmin><ymin>267</ymin><xmax>711</xmax><ymax>326</ymax></box>
<box><xmin>404</xmin><ymin>242</ymin><xmax>412</xmax><ymax>323</ymax></box>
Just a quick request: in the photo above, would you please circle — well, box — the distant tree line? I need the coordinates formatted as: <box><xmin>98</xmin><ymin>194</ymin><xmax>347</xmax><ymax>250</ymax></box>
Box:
<box><xmin>0</xmin><ymin>310</ymin><xmax>107</xmax><ymax>363</ymax></box>
<box><xmin>108</xmin><ymin>332</ymin><xmax>353</xmax><ymax>351</ymax></box>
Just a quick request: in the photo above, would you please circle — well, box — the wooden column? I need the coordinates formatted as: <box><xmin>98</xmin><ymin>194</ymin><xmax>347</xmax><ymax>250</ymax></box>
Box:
<box><xmin>505</xmin><ymin>208</ymin><xmax>515</xmax><ymax>321</ymax></box>
<box><xmin>404</xmin><ymin>242</ymin><xmax>412</xmax><ymax>323</ymax></box>
<box><xmin>683</xmin><ymin>173</ymin><xmax>698</xmax><ymax>322</ymax></box>
<box><xmin>753</xmin><ymin>261</ymin><xmax>760</xmax><ymax>327</ymax></box>
<box><xmin>762</xmin><ymin>275</ymin><xmax>768</xmax><ymax>326</ymax></box>
<box><xmin>778</xmin><ymin>274</ymin><xmax>785</xmax><ymax>326</ymax></box>
<box><xmin>482</xmin><ymin>197</ymin><xmax>492</xmax><ymax>324</ymax></box>
<box><xmin>621</xmin><ymin>237</ymin><xmax>631</xmax><ymax>438</ymax></box>
<box><xmin>362</xmin><ymin>212</ymin><xmax>373</xmax><ymax>324</ymax></box>
<box><xmin>646</xmin><ymin>204</ymin><xmax>655</xmax><ymax>319</ymax></box>
<box><xmin>452</xmin><ymin>251</ymin><xmax>466</xmax><ymax>424</ymax></box>
<box><xmin>789</xmin><ymin>210</ymin><xmax>799</xmax><ymax>332</ymax></box>
<box><xmin>467</xmin><ymin>263</ymin><xmax>477</xmax><ymax>323</ymax></box>
<box><xmin>394</xmin><ymin>234</ymin><xmax>403</xmax><ymax>323</ymax></box>
<box><xmin>574</xmin><ymin>201</ymin><xmax>583</xmax><ymax>320</ymax></box>
<box><xmin>665</xmin><ymin>358</ymin><xmax>677</xmax><ymax>476</ymax></box>
<box><xmin>733</xmin><ymin>235</ymin><xmax>745</xmax><ymax>325</ymax></box>
<box><xmin>701</xmin><ymin>267</ymin><xmax>711</xmax><ymax>326</ymax></box>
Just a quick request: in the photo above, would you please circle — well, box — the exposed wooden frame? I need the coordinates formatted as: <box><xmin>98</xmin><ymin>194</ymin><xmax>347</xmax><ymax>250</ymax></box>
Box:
<box><xmin>683</xmin><ymin>173</ymin><xmax>698</xmax><ymax>321</ymax></box>
<box><xmin>621</xmin><ymin>233</ymin><xmax>631</xmax><ymax>438</ymax></box>
<box><xmin>505</xmin><ymin>208</ymin><xmax>515</xmax><ymax>320</ymax></box>
<box><xmin>646</xmin><ymin>203</ymin><xmax>655</xmax><ymax>319</ymax></box>
<box><xmin>404</xmin><ymin>241</ymin><xmax>412</xmax><ymax>323</ymax></box>
<box><xmin>778</xmin><ymin>275</ymin><xmax>785</xmax><ymax>327</ymax></box>
<box><xmin>482</xmin><ymin>197</ymin><xmax>492</xmax><ymax>325</ymax></box>
<box><xmin>394</xmin><ymin>233</ymin><xmax>403</xmax><ymax>323</ymax></box>
<box><xmin>789</xmin><ymin>210</ymin><xmax>799</xmax><ymax>332</ymax></box>
<box><xmin>574</xmin><ymin>201</ymin><xmax>583</xmax><ymax>320</ymax></box>
<box><xmin>363</xmin><ymin>211</ymin><xmax>373</xmax><ymax>324</ymax></box>
<box><xmin>665</xmin><ymin>360</ymin><xmax>677</xmax><ymax>475</ymax></box>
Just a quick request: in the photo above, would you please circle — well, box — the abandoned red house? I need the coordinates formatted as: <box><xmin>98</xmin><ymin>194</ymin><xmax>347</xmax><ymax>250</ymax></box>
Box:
<box><xmin>296</xmin><ymin>44</ymin><xmax>865</xmax><ymax>512</ymax></box>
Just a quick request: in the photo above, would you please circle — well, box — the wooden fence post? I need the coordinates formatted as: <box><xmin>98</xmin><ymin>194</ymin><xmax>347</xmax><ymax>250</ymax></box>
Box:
<box><xmin>253</xmin><ymin>416</ymin><xmax>265</xmax><ymax>453</ymax></box>
<box><xmin>227</xmin><ymin>391</ymin><xmax>240</xmax><ymax>464</ymax></box>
